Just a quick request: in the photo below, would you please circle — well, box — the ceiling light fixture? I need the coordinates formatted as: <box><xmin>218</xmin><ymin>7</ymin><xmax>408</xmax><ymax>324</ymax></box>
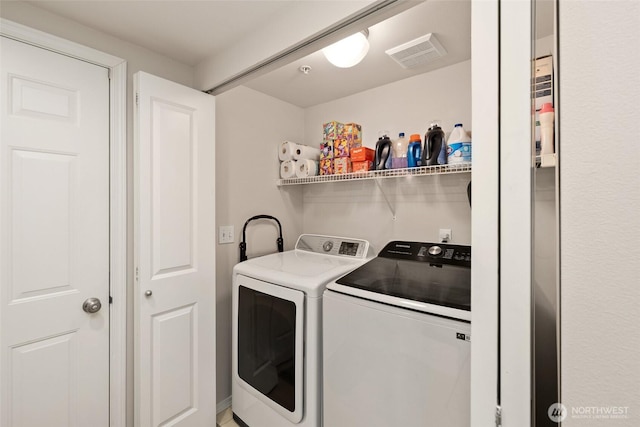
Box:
<box><xmin>322</xmin><ymin>29</ymin><xmax>370</xmax><ymax>68</ymax></box>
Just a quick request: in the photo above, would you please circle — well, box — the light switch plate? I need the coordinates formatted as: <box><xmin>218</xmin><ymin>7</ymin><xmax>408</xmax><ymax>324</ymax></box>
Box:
<box><xmin>219</xmin><ymin>225</ymin><xmax>234</xmax><ymax>244</ymax></box>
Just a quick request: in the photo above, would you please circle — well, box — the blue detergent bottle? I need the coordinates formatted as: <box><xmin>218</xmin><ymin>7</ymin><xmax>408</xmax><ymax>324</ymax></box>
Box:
<box><xmin>407</xmin><ymin>134</ymin><xmax>422</xmax><ymax>167</ymax></box>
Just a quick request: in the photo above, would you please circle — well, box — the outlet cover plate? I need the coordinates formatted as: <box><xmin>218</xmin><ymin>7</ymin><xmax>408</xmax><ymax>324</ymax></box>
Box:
<box><xmin>439</xmin><ymin>228</ymin><xmax>452</xmax><ymax>243</ymax></box>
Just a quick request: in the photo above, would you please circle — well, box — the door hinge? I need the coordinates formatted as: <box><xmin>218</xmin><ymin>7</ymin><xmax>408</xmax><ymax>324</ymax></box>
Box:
<box><xmin>495</xmin><ymin>405</ymin><xmax>502</xmax><ymax>427</ymax></box>
<box><xmin>135</xmin><ymin>267</ymin><xmax>139</xmax><ymax>282</ymax></box>
<box><xmin>109</xmin><ymin>295</ymin><xmax>113</xmax><ymax>304</ymax></box>
<box><xmin>135</xmin><ymin>92</ymin><xmax>139</xmax><ymax>106</ymax></box>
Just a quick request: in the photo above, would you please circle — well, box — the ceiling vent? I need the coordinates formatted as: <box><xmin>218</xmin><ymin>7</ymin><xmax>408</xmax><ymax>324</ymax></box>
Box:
<box><xmin>385</xmin><ymin>33</ymin><xmax>447</xmax><ymax>69</ymax></box>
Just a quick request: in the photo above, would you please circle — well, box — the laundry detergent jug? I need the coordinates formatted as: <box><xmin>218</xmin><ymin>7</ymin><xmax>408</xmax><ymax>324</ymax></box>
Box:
<box><xmin>422</xmin><ymin>121</ymin><xmax>446</xmax><ymax>166</ymax></box>
<box><xmin>447</xmin><ymin>123</ymin><xmax>472</xmax><ymax>163</ymax></box>
<box><xmin>375</xmin><ymin>132</ymin><xmax>392</xmax><ymax>170</ymax></box>
<box><xmin>407</xmin><ymin>134</ymin><xmax>422</xmax><ymax>168</ymax></box>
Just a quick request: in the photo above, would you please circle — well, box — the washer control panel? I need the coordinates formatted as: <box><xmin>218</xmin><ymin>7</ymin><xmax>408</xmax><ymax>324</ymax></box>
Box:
<box><xmin>385</xmin><ymin>241</ymin><xmax>471</xmax><ymax>267</ymax></box>
<box><xmin>296</xmin><ymin>234</ymin><xmax>370</xmax><ymax>259</ymax></box>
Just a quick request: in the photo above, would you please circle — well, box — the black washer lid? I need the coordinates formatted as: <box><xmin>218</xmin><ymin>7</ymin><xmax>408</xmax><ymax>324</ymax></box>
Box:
<box><xmin>335</xmin><ymin>241</ymin><xmax>471</xmax><ymax>311</ymax></box>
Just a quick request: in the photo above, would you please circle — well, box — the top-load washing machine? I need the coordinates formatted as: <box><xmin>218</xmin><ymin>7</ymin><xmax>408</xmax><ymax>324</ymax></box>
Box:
<box><xmin>231</xmin><ymin>234</ymin><xmax>372</xmax><ymax>427</ymax></box>
<box><xmin>323</xmin><ymin>240</ymin><xmax>472</xmax><ymax>427</ymax></box>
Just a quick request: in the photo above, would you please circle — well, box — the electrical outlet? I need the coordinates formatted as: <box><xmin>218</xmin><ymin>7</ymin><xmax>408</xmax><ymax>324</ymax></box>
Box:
<box><xmin>439</xmin><ymin>228</ymin><xmax>452</xmax><ymax>243</ymax></box>
<box><xmin>219</xmin><ymin>225</ymin><xmax>234</xmax><ymax>244</ymax></box>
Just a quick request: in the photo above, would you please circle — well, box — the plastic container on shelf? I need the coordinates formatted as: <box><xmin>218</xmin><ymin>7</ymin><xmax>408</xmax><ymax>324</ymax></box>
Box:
<box><xmin>407</xmin><ymin>134</ymin><xmax>422</xmax><ymax>167</ymax></box>
<box><xmin>422</xmin><ymin>120</ymin><xmax>446</xmax><ymax>166</ymax></box>
<box><xmin>446</xmin><ymin>123</ymin><xmax>472</xmax><ymax>163</ymax></box>
<box><xmin>539</xmin><ymin>103</ymin><xmax>555</xmax><ymax>155</ymax></box>
<box><xmin>375</xmin><ymin>130</ymin><xmax>393</xmax><ymax>170</ymax></box>
<box><xmin>392</xmin><ymin>132</ymin><xmax>408</xmax><ymax>169</ymax></box>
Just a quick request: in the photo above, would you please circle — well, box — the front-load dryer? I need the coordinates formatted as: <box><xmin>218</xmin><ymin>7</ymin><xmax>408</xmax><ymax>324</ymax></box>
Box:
<box><xmin>231</xmin><ymin>234</ymin><xmax>372</xmax><ymax>427</ymax></box>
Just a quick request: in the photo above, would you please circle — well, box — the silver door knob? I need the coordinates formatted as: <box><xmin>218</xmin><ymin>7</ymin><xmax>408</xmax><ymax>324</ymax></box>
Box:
<box><xmin>145</xmin><ymin>290</ymin><xmax>153</xmax><ymax>297</ymax></box>
<box><xmin>83</xmin><ymin>298</ymin><xmax>102</xmax><ymax>314</ymax></box>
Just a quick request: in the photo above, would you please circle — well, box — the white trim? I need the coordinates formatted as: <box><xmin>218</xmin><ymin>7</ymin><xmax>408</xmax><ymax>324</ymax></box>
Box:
<box><xmin>0</xmin><ymin>19</ymin><xmax>123</xmax><ymax>68</ymax></box>
<box><xmin>500</xmin><ymin>1</ymin><xmax>533</xmax><ymax>426</ymax></box>
<box><xmin>0</xmin><ymin>18</ymin><xmax>128</xmax><ymax>427</ymax></box>
<box><xmin>470</xmin><ymin>0</ymin><xmax>500</xmax><ymax>426</ymax></box>
<box><xmin>216</xmin><ymin>395</ymin><xmax>232</xmax><ymax>415</ymax></box>
<box><xmin>108</xmin><ymin>60</ymin><xmax>128</xmax><ymax>427</ymax></box>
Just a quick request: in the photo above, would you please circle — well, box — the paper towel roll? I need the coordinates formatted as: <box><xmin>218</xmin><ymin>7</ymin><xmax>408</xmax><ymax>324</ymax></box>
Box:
<box><xmin>295</xmin><ymin>159</ymin><xmax>318</xmax><ymax>178</ymax></box>
<box><xmin>280</xmin><ymin>160</ymin><xmax>297</xmax><ymax>179</ymax></box>
<box><xmin>279</xmin><ymin>141</ymin><xmax>299</xmax><ymax>161</ymax></box>
<box><xmin>292</xmin><ymin>144</ymin><xmax>320</xmax><ymax>161</ymax></box>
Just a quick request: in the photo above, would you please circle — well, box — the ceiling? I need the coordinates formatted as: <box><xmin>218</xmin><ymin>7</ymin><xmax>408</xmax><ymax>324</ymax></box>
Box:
<box><xmin>19</xmin><ymin>0</ymin><xmax>553</xmax><ymax>108</ymax></box>
<box><xmin>246</xmin><ymin>0</ymin><xmax>471</xmax><ymax>107</ymax></box>
<box><xmin>24</xmin><ymin>0</ymin><xmax>294</xmax><ymax>66</ymax></box>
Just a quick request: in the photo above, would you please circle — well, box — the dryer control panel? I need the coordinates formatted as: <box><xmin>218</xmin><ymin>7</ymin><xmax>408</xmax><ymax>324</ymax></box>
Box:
<box><xmin>295</xmin><ymin>234</ymin><xmax>370</xmax><ymax>259</ymax></box>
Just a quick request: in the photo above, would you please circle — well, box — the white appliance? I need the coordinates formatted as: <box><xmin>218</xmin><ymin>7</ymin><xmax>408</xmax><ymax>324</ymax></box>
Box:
<box><xmin>323</xmin><ymin>240</ymin><xmax>472</xmax><ymax>427</ymax></box>
<box><xmin>232</xmin><ymin>234</ymin><xmax>372</xmax><ymax>427</ymax></box>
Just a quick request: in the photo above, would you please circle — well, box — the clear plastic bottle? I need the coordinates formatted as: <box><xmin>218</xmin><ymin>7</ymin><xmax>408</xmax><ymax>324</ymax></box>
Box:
<box><xmin>392</xmin><ymin>132</ymin><xmax>408</xmax><ymax>169</ymax></box>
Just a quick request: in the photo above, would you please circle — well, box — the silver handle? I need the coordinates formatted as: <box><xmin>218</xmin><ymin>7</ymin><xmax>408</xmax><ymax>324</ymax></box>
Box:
<box><xmin>145</xmin><ymin>290</ymin><xmax>153</xmax><ymax>297</ymax></box>
<box><xmin>82</xmin><ymin>298</ymin><xmax>102</xmax><ymax>314</ymax></box>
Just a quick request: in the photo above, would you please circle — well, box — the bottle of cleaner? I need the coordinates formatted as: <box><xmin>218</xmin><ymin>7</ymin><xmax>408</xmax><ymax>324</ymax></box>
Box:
<box><xmin>407</xmin><ymin>134</ymin><xmax>422</xmax><ymax>167</ymax></box>
<box><xmin>447</xmin><ymin>123</ymin><xmax>472</xmax><ymax>163</ymax></box>
<box><xmin>392</xmin><ymin>132</ymin><xmax>408</xmax><ymax>169</ymax></box>
<box><xmin>539</xmin><ymin>103</ymin><xmax>555</xmax><ymax>155</ymax></box>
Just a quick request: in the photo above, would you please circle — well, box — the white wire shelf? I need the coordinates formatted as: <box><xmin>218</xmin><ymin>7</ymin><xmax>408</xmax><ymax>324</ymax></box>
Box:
<box><xmin>277</xmin><ymin>162</ymin><xmax>471</xmax><ymax>186</ymax></box>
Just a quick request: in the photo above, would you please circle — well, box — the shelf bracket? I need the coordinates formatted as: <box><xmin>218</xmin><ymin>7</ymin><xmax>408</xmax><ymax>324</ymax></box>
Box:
<box><xmin>374</xmin><ymin>178</ymin><xmax>396</xmax><ymax>220</ymax></box>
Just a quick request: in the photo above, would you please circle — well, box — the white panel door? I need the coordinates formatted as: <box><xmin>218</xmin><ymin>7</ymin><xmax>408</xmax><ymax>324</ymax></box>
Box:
<box><xmin>0</xmin><ymin>37</ymin><xmax>110</xmax><ymax>426</ymax></box>
<box><xmin>134</xmin><ymin>72</ymin><xmax>216</xmax><ymax>427</ymax></box>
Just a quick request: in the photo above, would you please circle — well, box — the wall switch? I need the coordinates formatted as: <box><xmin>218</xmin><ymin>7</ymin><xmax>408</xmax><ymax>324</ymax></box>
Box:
<box><xmin>439</xmin><ymin>228</ymin><xmax>452</xmax><ymax>243</ymax></box>
<box><xmin>219</xmin><ymin>225</ymin><xmax>234</xmax><ymax>244</ymax></box>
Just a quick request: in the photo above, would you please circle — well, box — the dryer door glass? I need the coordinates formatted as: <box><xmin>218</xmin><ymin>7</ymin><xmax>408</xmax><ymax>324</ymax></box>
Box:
<box><xmin>238</xmin><ymin>285</ymin><xmax>297</xmax><ymax>412</ymax></box>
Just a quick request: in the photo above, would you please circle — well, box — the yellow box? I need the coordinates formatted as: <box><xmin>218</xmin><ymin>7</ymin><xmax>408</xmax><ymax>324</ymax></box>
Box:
<box><xmin>344</xmin><ymin>122</ymin><xmax>362</xmax><ymax>146</ymax></box>
<box><xmin>319</xmin><ymin>158</ymin><xmax>334</xmax><ymax>175</ymax></box>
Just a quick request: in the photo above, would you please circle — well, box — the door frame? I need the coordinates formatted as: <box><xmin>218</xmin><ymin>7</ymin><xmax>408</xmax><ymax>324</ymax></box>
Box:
<box><xmin>0</xmin><ymin>18</ymin><xmax>127</xmax><ymax>427</ymax></box>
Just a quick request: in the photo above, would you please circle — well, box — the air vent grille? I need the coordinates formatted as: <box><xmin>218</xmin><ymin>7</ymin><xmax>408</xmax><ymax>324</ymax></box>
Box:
<box><xmin>385</xmin><ymin>33</ymin><xmax>447</xmax><ymax>69</ymax></box>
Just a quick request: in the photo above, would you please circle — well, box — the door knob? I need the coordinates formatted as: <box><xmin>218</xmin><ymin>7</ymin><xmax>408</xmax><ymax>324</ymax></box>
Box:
<box><xmin>83</xmin><ymin>298</ymin><xmax>102</xmax><ymax>314</ymax></box>
<box><xmin>145</xmin><ymin>290</ymin><xmax>153</xmax><ymax>297</ymax></box>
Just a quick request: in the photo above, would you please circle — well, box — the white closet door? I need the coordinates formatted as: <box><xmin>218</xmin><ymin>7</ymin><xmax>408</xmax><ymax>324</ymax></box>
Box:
<box><xmin>0</xmin><ymin>37</ymin><xmax>110</xmax><ymax>426</ymax></box>
<box><xmin>134</xmin><ymin>71</ymin><xmax>216</xmax><ymax>427</ymax></box>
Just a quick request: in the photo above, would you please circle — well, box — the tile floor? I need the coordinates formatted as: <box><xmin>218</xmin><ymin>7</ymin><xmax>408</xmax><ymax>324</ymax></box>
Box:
<box><xmin>216</xmin><ymin>407</ymin><xmax>240</xmax><ymax>427</ymax></box>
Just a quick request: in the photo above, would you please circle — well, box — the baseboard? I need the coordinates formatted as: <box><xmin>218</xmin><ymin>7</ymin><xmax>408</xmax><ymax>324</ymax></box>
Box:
<box><xmin>216</xmin><ymin>395</ymin><xmax>232</xmax><ymax>414</ymax></box>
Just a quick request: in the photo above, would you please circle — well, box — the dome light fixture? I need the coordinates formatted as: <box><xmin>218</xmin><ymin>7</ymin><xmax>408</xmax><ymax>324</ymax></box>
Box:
<box><xmin>322</xmin><ymin>29</ymin><xmax>370</xmax><ymax>68</ymax></box>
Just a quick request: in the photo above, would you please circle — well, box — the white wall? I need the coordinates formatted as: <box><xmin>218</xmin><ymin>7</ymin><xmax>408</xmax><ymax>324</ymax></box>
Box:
<box><xmin>0</xmin><ymin>4</ymin><xmax>195</xmax><ymax>426</ymax></box>
<box><xmin>304</xmin><ymin>60</ymin><xmax>472</xmax><ymax>150</ymax></box>
<box><xmin>302</xmin><ymin>60</ymin><xmax>472</xmax><ymax>251</ymax></box>
<box><xmin>559</xmin><ymin>1</ymin><xmax>640</xmax><ymax>425</ymax></box>
<box><xmin>215</xmin><ymin>86</ymin><xmax>304</xmax><ymax>404</ymax></box>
